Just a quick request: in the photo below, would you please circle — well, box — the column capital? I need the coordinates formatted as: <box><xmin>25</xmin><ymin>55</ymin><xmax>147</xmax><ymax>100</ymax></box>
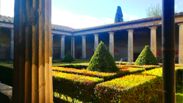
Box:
<box><xmin>178</xmin><ymin>22</ymin><xmax>183</xmax><ymax>26</ymax></box>
<box><xmin>149</xmin><ymin>26</ymin><xmax>157</xmax><ymax>30</ymax></box>
<box><xmin>109</xmin><ymin>31</ymin><xmax>114</xmax><ymax>34</ymax></box>
<box><xmin>61</xmin><ymin>35</ymin><xmax>65</xmax><ymax>38</ymax></box>
<box><xmin>128</xmin><ymin>29</ymin><xmax>134</xmax><ymax>33</ymax></box>
<box><xmin>82</xmin><ymin>35</ymin><xmax>86</xmax><ymax>37</ymax></box>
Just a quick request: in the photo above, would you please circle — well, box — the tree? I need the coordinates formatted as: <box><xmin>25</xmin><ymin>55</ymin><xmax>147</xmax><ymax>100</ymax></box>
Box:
<box><xmin>87</xmin><ymin>42</ymin><xmax>118</xmax><ymax>72</ymax></box>
<box><xmin>135</xmin><ymin>45</ymin><xmax>158</xmax><ymax>65</ymax></box>
<box><xmin>115</xmin><ymin>6</ymin><xmax>123</xmax><ymax>23</ymax></box>
<box><xmin>147</xmin><ymin>4</ymin><xmax>162</xmax><ymax>17</ymax></box>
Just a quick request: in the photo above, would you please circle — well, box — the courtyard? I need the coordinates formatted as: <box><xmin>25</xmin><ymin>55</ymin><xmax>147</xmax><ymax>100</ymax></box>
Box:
<box><xmin>0</xmin><ymin>0</ymin><xmax>183</xmax><ymax>103</ymax></box>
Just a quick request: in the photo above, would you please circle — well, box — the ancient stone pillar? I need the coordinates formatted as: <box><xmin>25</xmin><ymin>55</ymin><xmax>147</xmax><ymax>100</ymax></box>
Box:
<box><xmin>150</xmin><ymin>26</ymin><xmax>157</xmax><ymax>57</ymax></box>
<box><xmin>94</xmin><ymin>34</ymin><xmax>99</xmax><ymax>50</ymax></box>
<box><xmin>82</xmin><ymin>35</ymin><xmax>86</xmax><ymax>59</ymax></box>
<box><xmin>13</xmin><ymin>0</ymin><xmax>53</xmax><ymax>103</ymax></box>
<box><xmin>179</xmin><ymin>23</ymin><xmax>183</xmax><ymax>64</ymax></box>
<box><xmin>10</xmin><ymin>28</ymin><xmax>14</xmax><ymax>60</ymax></box>
<box><xmin>109</xmin><ymin>32</ymin><xmax>114</xmax><ymax>57</ymax></box>
<box><xmin>128</xmin><ymin>29</ymin><xmax>134</xmax><ymax>63</ymax></box>
<box><xmin>61</xmin><ymin>35</ymin><xmax>65</xmax><ymax>59</ymax></box>
<box><xmin>71</xmin><ymin>36</ymin><xmax>75</xmax><ymax>59</ymax></box>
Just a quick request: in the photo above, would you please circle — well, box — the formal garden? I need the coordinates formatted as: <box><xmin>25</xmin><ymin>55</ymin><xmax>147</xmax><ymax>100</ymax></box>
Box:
<box><xmin>0</xmin><ymin>42</ymin><xmax>183</xmax><ymax>103</ymax></box>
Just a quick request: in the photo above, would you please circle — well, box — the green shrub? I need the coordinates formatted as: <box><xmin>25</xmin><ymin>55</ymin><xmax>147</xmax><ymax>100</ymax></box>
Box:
<box><xmin>94</xmin><ymin>74</ymin><xmax>163</xmax><ymax>103</ymax></box>
<box><xmin>135</xmin><ymin>45</ymin><xmax>158</xmax><ymax>65</ymax></box>
<box><xmin>176</xmin><ymin>68</ymin><xmax>183</xmax><ymax>86</ymax></box>
<box><xmin>53</xmin><ymin>71</ymin><xmax>103</xmax><ymax>102</ymax></box>
<box><xmin>0</xmin><ymin>65</ymin><xmax>13</xmax><ymax>86</ymax></box>
<box><xmin>62</xmin><ymin>54</ymin><xmax>74</xmax><ymax>62</ymax></box>
<box><xmin>87</xmin><ymin>42</ymin><xmax>118</xmax><ymax>72</ymax></box>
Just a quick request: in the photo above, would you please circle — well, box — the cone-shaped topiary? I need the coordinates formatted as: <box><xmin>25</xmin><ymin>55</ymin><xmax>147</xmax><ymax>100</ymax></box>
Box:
<box><xmin>87</xmin><ymin>42</ymin><xmax>118</xmax><ymax>72</ymax></box>
<box><xmin>135</xmin><ymin>45</ymin><xmax>158</xmax><ymax>65</ymax></box>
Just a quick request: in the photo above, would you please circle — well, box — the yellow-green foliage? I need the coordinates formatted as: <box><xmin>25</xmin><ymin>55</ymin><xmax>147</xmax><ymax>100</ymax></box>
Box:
<box><xmin>52</xmin><ymin>66</ymin><xmax>145</xmax><ymax>80</ymax></box>
<box><xmin>142</xmin><ymin>68</ymin><xmax>162</xmax><ymax>77</ymax></box>
<box><xmin>53</xmin><ymin>71</ymin><xmax>103</xmax><ymax>83</ymax></box>
<box><xmin>53</xmin><ymin>67</ymin><xmax>116</xmax><ymax>78</ymax></box>
<box><xmin>53</xmin><ymin>71</ymin><xmax>103</xmax><ymax>102</ymax></box>
<box><xmin>95</xmin><ymin>74</ymin><xmax>163</xmax><ymax>103</ymax></box>
<box><xmin>96</xmin><ymin>75</ymin><xmax>156</xmax><ymax>89</ymax></box>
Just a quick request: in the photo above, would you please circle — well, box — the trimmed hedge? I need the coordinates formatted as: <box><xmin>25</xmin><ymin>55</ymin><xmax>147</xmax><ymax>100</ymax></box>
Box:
<box><xmin>62</xmin><ymin>55</ymin><xmax>74</xmax><ymax>62</ymax></box>
<box><xmin>59</xmin><ymin>64</ymin><xmax>87</xmax><ymax>69</ymax></box>
<box><xmin>87</xmin><ymin>42</ymin><xmax>118</xmax><ymax>72</ymax></box>
<box><xmin>53</xmin><ymin>71</ymin><xmax>103</xmax><ymax>102</ymax></box>
<box><xmin>52</xmin><ymin>66</ymin><xmax>145</xmax><ymax>80</ymax></box>
<box><xmin>176</xmin><ymin>68</ymin><xmax>183</xmax><ymax>86</ymax></box>
<box><xmin>94</xmin><ymin>74</ymin><xmax>163</xmax><ymax>103</ymax></box>
<box><xmin>0</xmin><ymin>65</ymin><xmax>13</xmax><ymax>86</ymax></box>
<box><xmin>135</xmin><ymin>45</ymin><xmax>158</xmax><ymax>65</ymax></box>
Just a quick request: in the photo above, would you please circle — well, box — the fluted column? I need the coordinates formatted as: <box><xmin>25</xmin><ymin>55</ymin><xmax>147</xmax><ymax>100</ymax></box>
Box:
<box><xmin>10</xmin><ymin>28</ymin><xmax>14</xmax><ymax>60</ymax></box>
<box><xmin>82</xmin><ymin>35</ymin><xmax>86</xmax><ymax>59</ymax></box>
<box><xmin>179</xmin><ymin>23</ymin><xmax>183</xmax><ymax>64</ymax></box>
<box><xmin>128</xmin><ymin>29</ymin><xmax>134</xmax><ymax>63</ymax></box>
<box><xmin>94</xmin><ymin>34</ymin><xmax>99</xmax><ymax>50</ymax></box>
<box><xmin>109</xmin><ymin>32</ymin><xmax>114</xmax><ymax>57</ymax></box>
<box><xmin>13</xmin><ymin>0</ymin><xmax>53</xmax><ymax>103</ymax></box>
<box><xmin>61</xmin><ymin>35</ymin><xmax>65</xmax><ymax>59</ymax></box>
<box><xmin>71</xmin><ymin>36</ymin><xmax>75</xmax><ymax>59</ymax></box>
<box><xmin>150</xmin><ymin>26</ymin><xmax>157</xmax><ymax>57</ymax></box>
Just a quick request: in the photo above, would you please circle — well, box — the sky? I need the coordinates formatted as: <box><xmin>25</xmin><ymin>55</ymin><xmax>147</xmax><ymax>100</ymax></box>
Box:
<box><xmin>0</xmin><ymin>0</ymin><xmax>183</xmax><ymax>29</ymax></box>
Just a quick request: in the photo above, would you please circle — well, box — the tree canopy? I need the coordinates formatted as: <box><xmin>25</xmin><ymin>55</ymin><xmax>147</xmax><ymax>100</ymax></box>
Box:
<box><xmin>115</xmin><ymin>6</ymin><xmax>123</xmax><ymax>23</ymax></box>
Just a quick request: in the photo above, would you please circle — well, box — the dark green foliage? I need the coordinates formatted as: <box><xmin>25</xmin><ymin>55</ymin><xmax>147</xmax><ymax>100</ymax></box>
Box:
<box><xmin>135</xmin><ymin>45</ymin><xmax>158</xmax><ymax>65</ymax></box>
<box><xmin>175</xmin><ymin>69</ymin><xmax>183</xmax><ymax>86</ymax></box>
<box><xmin>115</xmin><ymin>6</ymin><xmax>123</xmax><ymax>23</ymax></box>
<box><xmin>87</xmin><ymin>42</ymin><xmax>118</xmax><ymax>72</ymax></box>
<box><xmin>60</xmin><ymin>64</ymin><xmax>87</xmax><ymax>69</ymax></box>
<box><xmin>0</xmin><ymin>65</ymin><xmax>13</xmax><ymax>86</ymax></box>
<box><xmin>62</xmin><ymin>54</ymin><xmax>74</xmax><ymax>62</ymax></box>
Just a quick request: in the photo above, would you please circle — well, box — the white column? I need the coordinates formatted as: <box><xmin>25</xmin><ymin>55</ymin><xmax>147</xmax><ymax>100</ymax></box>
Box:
<box><xmin>128</xmin><ymin>29</ymin><xmax>134</xmax><ymax>63</ymax></box>
<box><xmin>71</xmin><ymin>36</ymin><xmax>75</xmax><ymax>59</ymax></box>
<box><xmin>109</xmin><ymin>32</ymin><xmax>114</xmax><ymax>57</ymax></box>
<box><xmin>94</xmin><ymin>34</ymin><xmax>99</xmax><ymax>50</ymax></box>
<box><xmin>61</xmin><ymin>35</ymin><xmax>65</xmax><ymax>59</ymax></box>
<box><xmin>10</xmin><ymin>28</ymin><xmax>14</xmax><ymax>60</ymax></box>
<box><xmin>150</xmin><ymin>26</ymin><xmax>157</xmax><ymax>57</ymax></box>
<box><xmin>179</xmin><ymin>23</ymin><xmax>183</xmax><ymax>64</ymax></box>
<box><xmin>82</xmin><ymin>35</ymin><xmax>86</xmax><ymax>59</ymax></box>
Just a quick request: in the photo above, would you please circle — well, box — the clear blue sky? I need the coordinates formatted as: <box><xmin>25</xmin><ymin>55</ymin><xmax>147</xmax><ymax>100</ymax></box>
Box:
<box><xmin>1</xmin><ymin>0</ymin><xmax>183</xmax><ymax>28</ymax></box>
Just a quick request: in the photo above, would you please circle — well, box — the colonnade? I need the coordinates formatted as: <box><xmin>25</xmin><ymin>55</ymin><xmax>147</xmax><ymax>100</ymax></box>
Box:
<box><xmin>7</xmin><ymin>23</ymin><xmax>183</xmax><ymax>63</ymax></box>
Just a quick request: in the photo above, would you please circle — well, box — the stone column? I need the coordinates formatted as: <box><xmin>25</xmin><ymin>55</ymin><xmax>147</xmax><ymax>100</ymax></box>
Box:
<box><xmin>109</xmin><ymin>32</ymin><xmax>114</xmax><ymax>57</ymax></box>
<box><xmin>128</xmin><ymin>29</ymin><xmax>134</xmax><ymax>63</ymax></box>
<box><xmin>150</xmin><ymin>26</ymin><xmax>157</xmax><ymax>57</ymax></box>
<box><xmin>13</xmin><ymin>0</ymin><xmax>53</xmax><ymax>103</ymax></box>
<box><xmin>94</xmin><ymin>34</ymin><xmax>99</xmax><ymax>50</ymax></box>
<box><xmin>10</xmin><ymin>28</ymin><xmax>14</xmax><ymax>60</ymax></box>
<box><xmin>61</xmin><ymin>35</ymin><xmax>65</xmax><ymax>59</ymax></box>
<box><xmin>82</xmin><ymin>35</ymin><xmax>86</xmax><ymax>59</ymax></box>
<box><xmin>71</xmin><ymin>36</ymin><xmax>75</xmax><ymax>59</ymax></box>
<box><xmin>179</xmin><ymin>23</ymin><xmax>183</xmax><ymax>64</ymax></box>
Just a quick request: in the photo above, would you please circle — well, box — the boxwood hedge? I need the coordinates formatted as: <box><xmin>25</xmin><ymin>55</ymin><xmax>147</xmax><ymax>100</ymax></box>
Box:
<box><xmin>94</xmin><ymin>74</ymin><xmax>163</xmax><ymax>103</ymax></box>
<box><xmin>53</xmin><ymin>71</ymin><xmax>103</xmax><ymax>102</ymax></box>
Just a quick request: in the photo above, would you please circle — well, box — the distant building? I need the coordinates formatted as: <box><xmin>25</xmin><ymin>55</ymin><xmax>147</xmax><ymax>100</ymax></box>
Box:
<box><xmin>1</xmin><ymin>13</ymin><xmax>183</xmax><ymax>63</ymax></box>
